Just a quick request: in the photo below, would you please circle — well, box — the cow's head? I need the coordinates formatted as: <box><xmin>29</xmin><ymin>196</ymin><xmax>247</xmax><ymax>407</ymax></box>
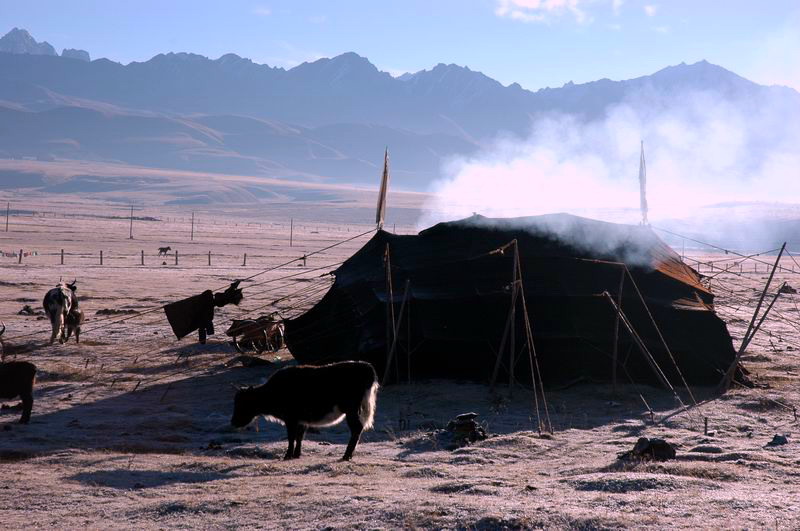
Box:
<box><xmin>230</xmin><ymin>385</ymin><xmax>259</xmax><ymax>428</ymax></box>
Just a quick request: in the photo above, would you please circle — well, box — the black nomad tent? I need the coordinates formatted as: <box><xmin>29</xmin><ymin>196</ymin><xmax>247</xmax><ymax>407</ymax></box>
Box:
<box><xmin>285</xmin><ymin>214</ymin><xmax>736</xmax><ymax>386</ymax></box>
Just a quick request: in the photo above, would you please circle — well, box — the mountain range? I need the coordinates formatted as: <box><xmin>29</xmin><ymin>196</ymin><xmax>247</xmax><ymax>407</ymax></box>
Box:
<box><xmin>0</xmin><ymin>27</ymin><xmax>798</xmax><ymax>193</ymax></box>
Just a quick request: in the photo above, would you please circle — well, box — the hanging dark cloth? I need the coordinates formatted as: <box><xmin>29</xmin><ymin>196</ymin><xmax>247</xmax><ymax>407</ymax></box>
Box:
<box><xmin>164</xmin><ymin>281</ymin><xmax>243</xmax><ymax>343</ymax></box>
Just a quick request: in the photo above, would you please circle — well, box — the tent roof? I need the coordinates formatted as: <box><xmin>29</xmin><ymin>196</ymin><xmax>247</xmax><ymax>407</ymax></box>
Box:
<box><xmin>335</xmin><ymin>213</ymin><xmax>710</xmax><ymax>303</ymax></box>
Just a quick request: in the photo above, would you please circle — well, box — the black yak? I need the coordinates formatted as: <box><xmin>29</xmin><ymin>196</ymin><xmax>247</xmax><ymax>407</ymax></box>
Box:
<box><xmin>66</xmin><ymin>308</ymin><xmax>84</xmax><ymax>344</ymax></box>
<box><xmin>231</xmin><ymin>361</ymin><xmax>379</xmax><ymax>461</ymax></box>
<box><xmin>0</xmin><ymin>360</ymin><xmax>37</xmax><ymax>423</ymax></box>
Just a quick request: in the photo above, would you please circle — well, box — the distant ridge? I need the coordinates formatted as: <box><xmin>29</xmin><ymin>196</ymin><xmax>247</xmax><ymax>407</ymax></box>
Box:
<box><xmin>0</xmin><ymin>27</ymin><xmax>798</xmax><ymax>191</ymax></box>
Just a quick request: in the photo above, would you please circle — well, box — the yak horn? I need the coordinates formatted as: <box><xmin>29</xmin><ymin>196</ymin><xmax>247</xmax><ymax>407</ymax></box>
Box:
<box><xmin>0</xmin><ymin>321</ymin><xmax>5</xmax><ymax>337</ymax></box>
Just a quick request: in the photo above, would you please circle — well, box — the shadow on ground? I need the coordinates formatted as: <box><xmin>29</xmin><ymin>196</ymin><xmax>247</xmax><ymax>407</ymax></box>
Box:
<box><xmin>0</xmin><ymin>357</ymin><xmax>723</xmax><ymax>460</ymax></box>
<box><xmin>68</xmin><ymin>468</ymin><xmax>240</xmax><ymax>489</ymax></box>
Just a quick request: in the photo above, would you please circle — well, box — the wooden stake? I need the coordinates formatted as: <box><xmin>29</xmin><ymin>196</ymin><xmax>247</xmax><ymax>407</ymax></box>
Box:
<box><xmin>18</xmin><ymin>249</ymin><xmax>22</xmax><ymax>264</ymax></box>
<box><xmin>190</xmin><ymin>211</ymin><xmax>195</xmax><ymax>241</ymax></box>
<box><xmin>129</xmin><ymin>204</ymin><xmax>134</xmax><ymax>239</ymax></box>
<box><xmin>61</xmin><ymin>249</ymin><xmax>64</xmax><ymax>265</ymax></box>
<box><xmin>100</xmin><ymin>250</ymin><xmax>103</xmax><ymax>265</ymax></box>
<box><xmin>208</xmin><ymin>251</ymin><xmax>211</xmax><ymax>266</ymax></box>
<box><xmin>640</xmin><ymin>394</ymin><xmax>655</xmax><ymax>423</ymax></box>
<box><xmin>242</xmin><ymin>253</ymin><xmax>247</xmax><ymax>266</ymax></box>
<box><xmin>4</xmin><ymin>201</ymin><xmax>8</xmax><ymax>232</ymax></box>
<box><xmin>160</xmin><ymin>383</ymin><xmax>173</xmax><ymax>403</ymax></box>
<box><xmin>141</xmin><ymin>250</ymin><xmax>144</xmax><ymax>266</ymax></box>
<box><xmin>290</xmin><ymin>218</ymin><xmax>294</xmax><ymax>247</ymax></box>
<box><xmin>175</xmin><ymin>250</ymin><xmax>179</xmax><ymax>265</ymax></box>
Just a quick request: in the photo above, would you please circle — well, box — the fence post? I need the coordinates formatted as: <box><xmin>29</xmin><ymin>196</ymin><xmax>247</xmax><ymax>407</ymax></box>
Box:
<box><xmin>100</xmin><ymin>250</ymin><xmax>103</xmax><ymax>265</ymax></box>
<box><xmin>242</xmin><ymin>253</ymin><xmax>247</xmax><ymax>266</ymax></box>
<box><xmin>175</xmin><ymin>250</ymin><xmax>179</xmax><ymax>265</ymax></box>
<box><xmin>18</xmin><ymin>249</ymin><xmax>22</xmax><ymax>264</ymax></box>
<box><xmin>290</xmin><ymin>218</ymin><xmax>294</xmax><ymax>247</ymax></box>
<box><xmin>208</xmin><ymin>251</ymin><xmax>211</xmax><ymax>266</ymax></box>
<box><xmin>141</xmin><ymin>250</ymin><xmax>144</xmax><ymax>266</ymax></box>
<box><xmin>61</xmin><ymin>249</ymin><xmax>64</xmax><ymax>265</ymax></box>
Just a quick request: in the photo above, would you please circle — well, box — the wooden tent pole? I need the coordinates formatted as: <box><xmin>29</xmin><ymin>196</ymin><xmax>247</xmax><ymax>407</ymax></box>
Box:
<box><xmin>623</xmin><ymin>266</ymin><xmax>697</xmax><ymax>406</ymax></box>
<box><xmin>740</xmin><ymin>286</ymin><xmax>783</xmax><ymax>354</ymax></box>
<box><xmin>721</xmin><ymin>243</ymin><xmax>785</xmax><ymax>390</ymax></box>
<box><xmin>612</xmin><ymin>268</ymin><xmax>625</xmax><ymax>394</ymax></box>
<box><xmin>509</xmin><ymin>242</ymin><xmax>519</xmax><ymax>392</ymax></box>
<box><xmin>516</xmin><ymin>246</ymin><xmax>552</xmax><ymax>434</ymax></box>
<box><xmin>603</xmin><ymin>292</ymin><xmax>675</xmax><ymax>393</ymax></box>
<box><xmin>384</xmin><ymin>243</ymin><xmax>397</xmax><ymax>382</ymax></box>
<box><xmin>490</xmin><ymin>280</ymin><xmax>519</xmax><ymax>389</ymax></box>
<box><xmin>382</xmin><ymin>279</ymin><xmax>411</xmax><ymax>385</ymax></box>
<box><xmin>490</xmin><ymin>239</ymin><xmax>519</xmax><ymax>390</ymax></box>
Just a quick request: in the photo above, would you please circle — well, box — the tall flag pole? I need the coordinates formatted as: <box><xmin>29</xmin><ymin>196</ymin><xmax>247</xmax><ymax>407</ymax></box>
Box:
<box><xmin>376</xmin><ymin>147</ymin><xmax>390</xmax><ymax>230</ymax></box>
<box><xmin>639</xmin><ymin>140</ymin><xmax>649</xmax><ymax>226</ymax></box>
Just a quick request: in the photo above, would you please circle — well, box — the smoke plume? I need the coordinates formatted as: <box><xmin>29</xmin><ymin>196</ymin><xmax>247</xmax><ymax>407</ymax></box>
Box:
<box><xmin>420</xmin><ymin>83</ymin><xmax>800</xmax><ymax>242</ymax></box>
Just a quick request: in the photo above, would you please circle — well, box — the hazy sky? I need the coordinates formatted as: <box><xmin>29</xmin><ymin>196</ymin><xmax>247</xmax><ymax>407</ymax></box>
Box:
<box><xmin>3</xmin><ymin>0</ymin><xmax>799</xmax><ymax>90</ymax></box>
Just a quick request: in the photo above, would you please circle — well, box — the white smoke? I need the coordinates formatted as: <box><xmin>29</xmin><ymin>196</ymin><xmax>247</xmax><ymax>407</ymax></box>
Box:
<box><xmin>420</xmin><ymin>85</ymin><xmax>800</xmax><ymax>233</ymax></box>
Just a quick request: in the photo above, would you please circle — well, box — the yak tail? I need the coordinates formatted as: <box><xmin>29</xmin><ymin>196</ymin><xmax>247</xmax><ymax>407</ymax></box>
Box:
<box><xmin>358</xmin><ymin>381</ymin><xmax>379</xmax><ymax>431</ymax></box>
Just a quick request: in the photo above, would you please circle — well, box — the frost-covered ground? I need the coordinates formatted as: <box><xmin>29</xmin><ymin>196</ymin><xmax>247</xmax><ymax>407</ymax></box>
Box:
<box><xmin>1</xmin><ymin>202</ymin><xmax>799</xmax><ymax>529</ymax></box>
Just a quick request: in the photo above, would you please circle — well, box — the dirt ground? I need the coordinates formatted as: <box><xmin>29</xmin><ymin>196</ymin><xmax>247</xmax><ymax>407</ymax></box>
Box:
<box><xmin>1</xmin><ymin>197</ymin><xmax>800</xmax><ymax>530</ymax></box>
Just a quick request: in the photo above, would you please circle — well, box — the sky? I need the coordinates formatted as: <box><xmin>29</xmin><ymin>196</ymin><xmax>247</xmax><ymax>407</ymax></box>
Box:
<box><xmin>2</xmin><ymin>0</ymin><xmax>799</xmax><ymax>91</ymax></box>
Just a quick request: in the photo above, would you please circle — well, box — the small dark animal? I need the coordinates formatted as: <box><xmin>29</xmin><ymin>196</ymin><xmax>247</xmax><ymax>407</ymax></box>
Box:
<box><xmin>157</xmin><ymin>246</ymin><xmax>172</xmax><ymax>256</ymax></box>
<box><xmin>225</xmin><ymin>313</ymin><xmax>284</xmax><ymax>354</ymax></box>
<box><xmin>231</xmin><ymin>361</ymin><xmax>379</xmax><ymax>461</ymax></box>
<box><xmin>0</xmin><ymin>360</ymin><xmax>37</xmax><ymax>423</ymax></box>
<box><xmin>43</xmin><ymin>280</ymin><xmax>78</xmax><ymax>344</ymax></box>
<box><xmin>66</xmin><ymin>308</ymin><xmax>84</xmax><ymax>343</ymax></box>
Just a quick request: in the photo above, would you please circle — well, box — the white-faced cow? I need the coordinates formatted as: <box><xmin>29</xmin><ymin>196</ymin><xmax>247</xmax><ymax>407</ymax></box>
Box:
<box><xmin>43</xmin><ymin>280</ymin><xmax>78</xmax><ymax>344</ymax></box>
<box><xmin>231</xmin><ymin>361</ymin><xmax>379</xmax><ymax>461</ymax></box>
